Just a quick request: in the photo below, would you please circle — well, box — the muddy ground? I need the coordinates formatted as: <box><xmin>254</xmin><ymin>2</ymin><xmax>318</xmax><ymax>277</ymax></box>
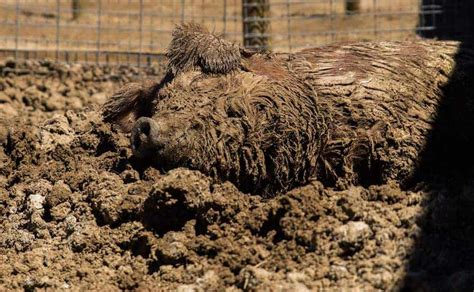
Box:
<box><xmin>1</xmin><ymin>59</ymin><xmax>474</xmax><ymax>291</ymax></box>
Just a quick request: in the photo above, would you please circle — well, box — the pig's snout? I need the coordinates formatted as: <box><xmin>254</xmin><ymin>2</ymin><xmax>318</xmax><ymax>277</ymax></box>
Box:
<box><xmin>131</xmin><ymin>117</ymin><xmax>160</xmax><ymax>158</ymax></box>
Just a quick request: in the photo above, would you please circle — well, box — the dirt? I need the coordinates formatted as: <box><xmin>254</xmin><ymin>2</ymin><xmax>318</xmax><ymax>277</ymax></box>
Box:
<box><xmin>1</xmin><ymin>59</ymin><xmax>474</xmax><ymax>291</ymax></box>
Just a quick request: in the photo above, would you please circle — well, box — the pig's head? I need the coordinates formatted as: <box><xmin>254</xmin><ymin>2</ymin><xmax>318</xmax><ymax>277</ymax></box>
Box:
<box><xmin>103</xmin><ymin>23</ymin><xmax>327</xmax><ymax>195</ymax></box>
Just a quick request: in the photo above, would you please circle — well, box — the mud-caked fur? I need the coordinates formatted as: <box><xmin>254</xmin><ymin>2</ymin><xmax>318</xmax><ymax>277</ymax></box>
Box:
<box><xmin>103</xmin><ymin>23</ymin><xmax>474</xmax><ymax>195</ymax></box>
<box><xmin>101</xmin><ymin>80</ymin><xmax>159</xmax><ymax>132</ymax></box>
<box><xmin>167</xmin><ymin>23</ymin><xmax>242</xmax><ymax>75</ymax></box>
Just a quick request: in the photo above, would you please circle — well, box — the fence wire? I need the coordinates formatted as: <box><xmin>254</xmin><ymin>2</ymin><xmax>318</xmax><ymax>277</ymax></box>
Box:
<box><xmin>0</xmin><ymin>0</ymin><xmax>471</xmax><ymax>66</ymax></box>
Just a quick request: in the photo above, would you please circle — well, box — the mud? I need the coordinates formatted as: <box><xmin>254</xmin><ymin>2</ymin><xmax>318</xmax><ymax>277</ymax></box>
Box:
<box><xmin>1</xmin><ymin>60</ymin><xmax>474</xmax><ymax>291</ymax></box>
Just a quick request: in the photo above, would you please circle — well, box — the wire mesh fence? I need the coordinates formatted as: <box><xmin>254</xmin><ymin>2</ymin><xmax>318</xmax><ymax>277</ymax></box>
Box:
<box><xmin>0</xmin><ymin>0</ymin><xmax>472</xmax><ymax>66</ymax></box>
<box><xmin>418</xmin><ymin>0</ymin><xmax>474</xmax><ymax>44</ymax></box>
<box><xmin>0</xmin><ymin>0</ymin><xmax>242</xmax><ymax>66</ymax></box>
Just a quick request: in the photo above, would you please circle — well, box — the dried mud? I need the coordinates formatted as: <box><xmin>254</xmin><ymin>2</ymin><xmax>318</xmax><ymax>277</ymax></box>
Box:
<box><xmin>1</xmin><ymin>60</ymin><xmax>474</xmax><ymax>291</ymax></box>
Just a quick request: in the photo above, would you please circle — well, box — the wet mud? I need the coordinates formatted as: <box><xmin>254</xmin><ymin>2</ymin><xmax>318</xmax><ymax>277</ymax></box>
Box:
<box><xmin>1</xmin><ymin>60</ymin><xmax>474</xmax><ymax>291</ymax></box>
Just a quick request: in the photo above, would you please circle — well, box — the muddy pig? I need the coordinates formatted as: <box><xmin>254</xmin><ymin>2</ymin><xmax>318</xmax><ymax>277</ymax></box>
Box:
<box><xmin>103</xmin><ymin>23</ymin><xmax>474</xmax><ymax>195</ymax></box>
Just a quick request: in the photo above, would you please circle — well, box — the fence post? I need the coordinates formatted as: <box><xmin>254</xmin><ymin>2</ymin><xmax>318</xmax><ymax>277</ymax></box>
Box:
<box><xmin>56</xmin><ymin>0</ymin><xmax>60</xmax><ymax>61</ymax></box>
<box><xmin>286</xmin><ymin>0</ymin><xmax>291</xmax><ymax>52</ymax></box>
<box><xmin>330</xmin><ymin>0</ymin><xmax>335</xmax><ymax>42</ymax></box>
<box><xmin>181</xmin><ymin>0</ymin><xmax>185</xmax><ymax>23</ymax></box>
<box><xmin>242</xmin><ymin>0</ymin><xmax>270</xmax><ymax>50</ymax></box>
<box><xmin>373</xmin><ymin>0</ymin><xmax>378</xmax><ymax>38</ymax></box>
<box><xmin>138</xmin><ymin>0</ymin><xmax>144</xmax><ymax>67</ymax></box>
<box><xmin>96</xmin><ymin>0</ymin><xmax>102</xmax><ymax>64</ymax></box>
<box><xmin>345</xmin><ymin>0</ymin><xmax>361</xmax><ymax>14</ymax></box>
<box><xmin>72</xmin><ymin>0</ymin><xmax>83</xmax><ymax>20</ymax></box>
<box><xmin>14</xmin><ymin>0</ymin><xmax>19</xmax><ymax>61</ymax></box>
<box><xmin>223</xmin><ymin>0</ymin><xmax>227</xmax><ymax>37</ymax></box>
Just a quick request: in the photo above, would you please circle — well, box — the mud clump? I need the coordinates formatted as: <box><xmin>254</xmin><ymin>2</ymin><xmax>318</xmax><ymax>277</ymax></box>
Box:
<box><xmin>1</xmin><ymin>60</ymin><xmax>474</xmax><ymax>290</ymax></box>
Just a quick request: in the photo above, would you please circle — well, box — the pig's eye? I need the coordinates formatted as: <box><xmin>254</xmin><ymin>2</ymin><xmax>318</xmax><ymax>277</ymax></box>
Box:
<box><xmin>190</xmin><ymin>122</ymin><xmax>203</xmax><ymax>130</ymax></box>
<box><xmin>256</xmin><ymin>104</ymin><xmax>266</xmax><ymax>112</ymax></box>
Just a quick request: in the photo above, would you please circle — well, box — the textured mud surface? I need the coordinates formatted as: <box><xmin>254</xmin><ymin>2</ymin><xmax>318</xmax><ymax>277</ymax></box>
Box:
<box><xmin>1</xmin><ymin>60</ymin><xmax>474</xmax><ymax>291</ymax></box>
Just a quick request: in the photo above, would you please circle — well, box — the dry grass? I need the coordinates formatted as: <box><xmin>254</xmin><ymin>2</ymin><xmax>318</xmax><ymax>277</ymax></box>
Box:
<box><xmin>0</xmin><ymin>0</ymin><xmax>420</xmax><ymax>54</ymax></box>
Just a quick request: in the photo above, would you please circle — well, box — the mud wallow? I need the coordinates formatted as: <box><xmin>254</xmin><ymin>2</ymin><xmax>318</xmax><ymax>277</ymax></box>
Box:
<box><xmin>3</xmin><ymin>24</ymin><xmax>474</xmax><ymax>291</ymax></box>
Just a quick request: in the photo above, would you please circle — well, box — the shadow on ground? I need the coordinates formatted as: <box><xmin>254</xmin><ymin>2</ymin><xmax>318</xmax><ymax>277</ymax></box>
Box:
<box><xmin>402</xmin><ymin>1</ymin><xmax>474</xmax><ymax>290</ymax></box>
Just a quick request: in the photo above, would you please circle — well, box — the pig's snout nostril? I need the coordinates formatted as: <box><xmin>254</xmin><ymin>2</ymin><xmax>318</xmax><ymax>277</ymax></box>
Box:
<box><xmin>134</xmin><ymin>122</ymin><xmax>150</xmax><ymax>149</ymax></box>
<box><xmin>140</xmin><ymin>122</ymin><xmax>150</xmax><ymax>136</ymax></box>
<box><xmin>131</xmin><ymin>117</ymin><xmax>159</xmax><ymax>158</ymax></box>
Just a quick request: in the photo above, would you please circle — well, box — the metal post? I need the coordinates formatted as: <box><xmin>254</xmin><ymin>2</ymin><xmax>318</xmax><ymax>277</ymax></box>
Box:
<box><xmin>242</xmin><ymin>0</ymin><xmax>270</xmax><ymax>50</ymax></box>
<box><xmin>56</xmin><ymin>0</ymin><xmax>60</xmax><ymax>61</ymax></box>
<box><xmin>234</xmin><ymin>0</ymin><xmax>238</xmax><ymax>39</ymax></box>
<box><xmin>223</xmin><ymin>0</ymin><xmax>227</xmax><ymax>37</ymax></box>
<box><xmin>96</xmin><ymin>0</ymin><xmax>102</xmax><ymax>64</ymax></box>
<box><xmin>387</xmin><ymin>0</ymin><xmax>392</xmax><ymax>39</ymax></box>
<box><xmin>373</xmin><ymin>0</ymin><xmax>378</xmax><ymax>39</ymax></box>
<box><xmin>417</xmin><ymin>0</ymin><xmax>424</xmax><ymax>36</ymax></box>
<box><xmin>286</xmin><ymin>0</ymin><xmax>291</xmax><ymax>52</ymax></box>
<box><xmin>330</xmin><ymin>0</ymin><xmax>335</xmax><ymax>42</ymax></box>
<box><xmin>138</xmin><ymin>0</ymin><xmax>144</xmax><ymax>67</ymax></box>
<box><xmin>149</xmin><ymin>4</ymin><xmax>154</xmax><ymax>53</ymax></box>
<box><xmin>127</xmin><ymin>0</ymin><xmax>132</xmax><ymax>65</ymax></box>
<box><xmin>72</xmin><ymin>0</ymin><xmax>83</xmax><ymax>21</ymax></box>
<box><xmin>14</xmin><ymin>0</ymin><xmax>19</xmax><ymax>61</ymax></box>
<box><xmin>181</xmin><ymin>0</ymin><xmax>185</xmax><ymax>23</ymax></box>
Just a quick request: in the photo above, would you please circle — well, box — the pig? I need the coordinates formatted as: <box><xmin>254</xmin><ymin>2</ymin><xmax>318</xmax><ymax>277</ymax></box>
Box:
<box><xmin>103</xmin><ymin>23</ymin><xmax>474</xmax><ymax>195</ymax></box>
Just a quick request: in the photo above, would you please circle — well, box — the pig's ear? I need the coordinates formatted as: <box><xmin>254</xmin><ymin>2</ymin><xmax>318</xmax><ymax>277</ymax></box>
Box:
<box><xmin>102</xmin><ymin>80</ymin><xmax>158</xmax><ymax>132</ymax></box>
<box><xmin>167</xmin><ymin>22</ymin><xmax>242</xmax><ymax>75</ymax></box>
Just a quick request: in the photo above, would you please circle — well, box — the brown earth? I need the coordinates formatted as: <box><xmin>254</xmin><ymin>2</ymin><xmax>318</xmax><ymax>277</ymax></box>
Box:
<box><xmin>1</xmin><ymin>59</ymin><xmax>474</xmax><ymax>291</ymax></box>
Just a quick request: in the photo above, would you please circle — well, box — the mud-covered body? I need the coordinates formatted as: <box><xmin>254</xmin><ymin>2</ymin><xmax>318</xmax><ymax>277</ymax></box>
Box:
<box><xmin>103</xmin><ymin>24</ymin><xmax>474</xmax><ymax>195</ymax></box>
<box><xmin>293</xmin><ymin>41</ymin><xmax>474</xmax><ymax>187</ymax></box>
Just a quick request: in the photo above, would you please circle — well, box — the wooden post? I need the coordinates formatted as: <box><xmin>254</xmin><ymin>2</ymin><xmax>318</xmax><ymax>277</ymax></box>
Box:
<box><xmin>72</xmin><ymin>0</ymin><xmax>83</xmax><ymax>20</ymax></box>
<box><xmin>345</xmin><ymin>0</ymin><xmax>361</xmax><ymax>14</ymax></box>
<box><xmin>242</xmin><ymin>0</ymin><xmax>270</xmax><ymax>50</ymax></box>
